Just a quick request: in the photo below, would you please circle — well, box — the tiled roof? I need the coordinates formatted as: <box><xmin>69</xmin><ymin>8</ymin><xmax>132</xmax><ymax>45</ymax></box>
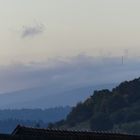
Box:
<box><xmin>11</xmin><ymin>125</ymin><xmax>140</xmax><ymax>139</ymax></box>
<box><xmin>0</xmin><ymin>125</ymin><xmax>139</xmax><ymax>140</ymax></box>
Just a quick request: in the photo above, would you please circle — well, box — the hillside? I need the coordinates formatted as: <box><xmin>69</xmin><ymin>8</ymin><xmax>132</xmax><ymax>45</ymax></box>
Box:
<box><xmin>50</xmin><ymin>78</ymin><xmax>140</xmax><ymax>135</ymax></box>
<box><xmin>0</xmin><ymin>107</ymin><xmax>71</xmax><ymax>133</ymax></box>
<box><xmin>0</xmin><ymin>107</ymin><xmax>71</xmax><ymax>123</ymax></box>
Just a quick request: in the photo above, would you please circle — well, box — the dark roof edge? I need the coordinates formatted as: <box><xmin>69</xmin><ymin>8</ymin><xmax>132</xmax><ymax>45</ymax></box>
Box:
<box><xmin>11</xmin><ymin>125</ymin><xmax>140</xmax><ymax>137</ymax></box>
<box><xmin>11</xmin><ymin>125</ymin><xmax>22</xmax><ymax>136</ymax></box>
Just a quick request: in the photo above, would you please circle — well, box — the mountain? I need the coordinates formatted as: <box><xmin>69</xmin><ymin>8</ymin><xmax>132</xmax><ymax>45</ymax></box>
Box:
<box><xmin>50</xmin><ymin>78</ymin><xmax>140</xmax><ymax>135</ymax></box>
<box><xmin>0</xmin><ymin>107</ymin><xmax>71</xmax><ymax>133</ymax></box>
<box><xmin>0</xmin><ymin>84</ymin><xmax>115</xmax><ymax>109</ymax></box>
<box><xmin>0</xmin><ymin>107</ymin><xmax>71</xmax><ymax>123</ymax></box>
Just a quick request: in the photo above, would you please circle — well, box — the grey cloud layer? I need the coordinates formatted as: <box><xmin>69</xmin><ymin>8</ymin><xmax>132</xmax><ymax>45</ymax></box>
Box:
<box><xmin>0</xmin><ymin>55</ymin><xmax>140</xmax><ymax>93</ymax></box>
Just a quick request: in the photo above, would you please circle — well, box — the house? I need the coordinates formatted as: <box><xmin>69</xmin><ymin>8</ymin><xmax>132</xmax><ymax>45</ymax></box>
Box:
<box><xmin>0</xmin><ymin>125</ymin><xmax>139</xmax><ymax>140</ymax></box>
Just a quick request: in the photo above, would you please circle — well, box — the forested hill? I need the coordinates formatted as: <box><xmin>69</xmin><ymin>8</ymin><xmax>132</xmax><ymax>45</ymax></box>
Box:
<box><xmin>50</xmin><ymin>78</ymin><xmax>140</xmax><ymax>135</ymax></box>
<box><xmin>0</xmin><ymin>106</ymin><xmax>71</xmax><ymax>133</ymax></box>
<box><xmin>0</xmin><ymin>106</ymin><xmax>71</xmax><ymax>123</ymax></box>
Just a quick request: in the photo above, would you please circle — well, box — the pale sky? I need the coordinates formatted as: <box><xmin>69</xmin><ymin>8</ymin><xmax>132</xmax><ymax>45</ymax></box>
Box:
<box><xmin>0</xmin><ymin>0</ymin><xmax>140</xmax><ymax>94</ymax></box>
<box><xmin>0</xmin><ymin>0</ymin><xmax>140</xmax><ymax>65</ymax></box>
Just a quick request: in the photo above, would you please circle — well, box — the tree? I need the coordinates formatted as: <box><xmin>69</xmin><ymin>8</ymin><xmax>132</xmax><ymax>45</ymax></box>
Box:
<box><xmin>90</xmin><ymin>113</ymin><xmax>113</xmax><ymax>131</ymax></box>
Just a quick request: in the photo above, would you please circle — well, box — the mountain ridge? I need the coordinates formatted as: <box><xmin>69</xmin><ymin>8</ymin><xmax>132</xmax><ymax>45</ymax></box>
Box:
<box><xmin>50</xmin><ymin>78</ymin><xmax>140</xmax><ymax>135</ymax></box>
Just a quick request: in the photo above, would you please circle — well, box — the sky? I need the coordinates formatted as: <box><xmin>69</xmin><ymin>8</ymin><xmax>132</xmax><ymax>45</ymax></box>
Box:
<box><xmin>0</xmin><ymin>0</ymin><xmax>140</xmax><ymax>65</ymax></box>
<box><xmin>0</xmin><ymin>0</ymin><xmax>140</xmax><ymax>92</ymax></box>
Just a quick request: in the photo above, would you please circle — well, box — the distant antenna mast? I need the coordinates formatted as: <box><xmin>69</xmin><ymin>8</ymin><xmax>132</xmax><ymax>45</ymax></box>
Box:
<box><xmin>122</xmin><ymin>56</ymin><xmax>124</xmax><ymax>65</ymax></box>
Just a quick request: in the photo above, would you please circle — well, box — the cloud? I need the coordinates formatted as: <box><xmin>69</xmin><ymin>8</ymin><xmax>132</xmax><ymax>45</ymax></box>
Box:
<box><xmin>21</xmin><ymin>23</ymin><xmax>45</xmax><ymax>38</ymax></box>
<box><xmin>0</xmin><ymin>55</ymin><xmax>140</xmax><ymax>93</ymax></box>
